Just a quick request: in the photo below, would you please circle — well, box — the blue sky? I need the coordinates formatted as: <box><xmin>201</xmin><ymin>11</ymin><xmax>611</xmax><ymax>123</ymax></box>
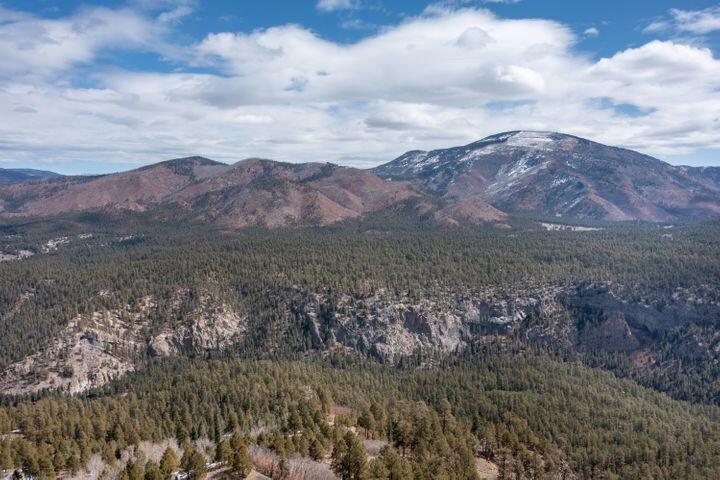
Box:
<box><xmin>1</xmin><ymin>0</ymin><xmax>720</xmax><ymax>174</ymax></box>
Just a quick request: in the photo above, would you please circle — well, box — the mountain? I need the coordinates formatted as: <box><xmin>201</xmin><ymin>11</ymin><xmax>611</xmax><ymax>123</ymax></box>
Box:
<box><xmin>0</xmin><ymin>168</ymin><xmax>61</xmax><ymax>184</ymax></box>
<box><xmin>2</xmin><ymin>133</ymin><xmax>719</xmax><ymax>228</ymax></box>
<box><xmin>0</xmin><ymin>156</ymin><xmax>432</xmax><ymax>228</ymax></box>
<box><xmin>167</xmin><ymin>158</ymin><xmax>422</xmax><ymax>228</ymax></box>
<box><xmin>0</xmin><ymin>156</ymin><xmax>227</xmax><ymax>217</ymax></box>
<box><xmin>373</xmin><ymin>131</ymin><xmax>720</xmax><ymax>221</ymax></box>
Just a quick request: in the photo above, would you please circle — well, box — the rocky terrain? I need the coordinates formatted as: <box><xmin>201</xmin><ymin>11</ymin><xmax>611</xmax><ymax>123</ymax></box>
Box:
<box><xmin>0</xmin><ymin>291</ymin><xmax>246</xmax><ymax>395</ymax></box>
<box><xmin>0</xmin><ymin>249</ymin><xmax>33</xmax><ymax>262</ymax></box>
<box><xmin>373</xmin><ymin>131</ymin><xmax>720</xmax><ymax>221</ymax></box>
<box><xmin>3</xmin><ymin>278</ymin><xmax>717</xmax><ymax>396</ymax></box>
<box><xmin>298</xmin><ymin>282</ymin><xmax>720</xmax><ymax>364</ymax></box>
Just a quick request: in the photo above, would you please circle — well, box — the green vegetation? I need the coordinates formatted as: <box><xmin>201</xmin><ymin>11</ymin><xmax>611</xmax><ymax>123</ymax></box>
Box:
<box><xmin>0</xmin><ymin>349</ymin><xmax>719</xmax><ymax>479</ymax></box>
<box><xmin>1</xmin><ymin>221</ymin><xmax>718</xmax><ymax>370</ymax></box>
<box><xmin>1</xmin><ymin>218</ymin><xmax>719</xmax><ymax>478</ymax></box>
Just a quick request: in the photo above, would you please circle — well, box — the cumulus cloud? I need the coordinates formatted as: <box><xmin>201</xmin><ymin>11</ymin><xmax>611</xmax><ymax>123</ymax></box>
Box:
<box><xmin>0</xmin><ymin>7</ymin><xmax>156</xmax><ymax>76</ymax></box>
<box><xmin>189</xmin><ymin>10</ymin><xmax>574</xmax><ymax>107</ymax></box>
<box><xmin>0</xmin><ymin>5</ymin><xmax>719</xmax><ymax>172</ymax></box>
<box><xmin>583</xmin><ymin>27</ymin><xmax>599</xmax><ymax>37</ymax></box>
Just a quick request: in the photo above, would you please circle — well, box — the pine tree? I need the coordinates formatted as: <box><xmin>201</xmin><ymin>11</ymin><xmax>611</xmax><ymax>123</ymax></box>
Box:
<box><xmin>183</xmin><ymin>449</ymin><xmax>207</xmax><ymax>480</ymax></box>
<box><xmin>230</xmin><ymin>440</ymin><xmax>252</xmax><ymax>478</ymax></box>
<box><xmin>358</xmin><ymin>409</ymin><xmax>375</xmax><ymax>439</ymax></box>
<box><xmin>144</xmin><ymin>460</ymin><xmax>163</xmax><ymax>480</ymax></box>
<box><xmin>124</xmin><ymin>460</ymin><xmax>144</xmax><ymax>480</ymax></box>
<box><xmin>331</xmin><ymin>432</ymin><xmax>368</xmax><ymax>480</ymax></box>
<box><xmin>309</xmin><ymin>437</ymin><xmax>325</xmax><ymax>461</ymax></box>
<box><xmin>214</xmin><ymin>440</ymin><xmax>232</xmax><ymax>463</ymax></box>
<box><xmin>160</xmin><ymin>447</ymin><xmax>179</xmax><ymax>479</ymax></box>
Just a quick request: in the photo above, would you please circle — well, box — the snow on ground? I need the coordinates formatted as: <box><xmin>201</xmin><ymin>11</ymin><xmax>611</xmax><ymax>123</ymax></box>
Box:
<box><xmin>541</xmin><ymin>222</ymin><xmax>602</xmax><ymax>232</ymax></box>
<box><xmin>0</xmin><ymin>250</ymin><xmax>33</xmax><ymax>262</ymax></box>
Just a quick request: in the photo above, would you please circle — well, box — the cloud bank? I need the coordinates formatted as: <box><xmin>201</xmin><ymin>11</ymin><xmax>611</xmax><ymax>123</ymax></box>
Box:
<box><xmin>0</xmin><ymin>4</ymin><xmax>719</xmax><ymax>172</ymax></box>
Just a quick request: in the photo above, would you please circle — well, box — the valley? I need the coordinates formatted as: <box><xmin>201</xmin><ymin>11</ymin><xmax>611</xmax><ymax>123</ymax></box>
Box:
<box><xmin>3</xmin><ymin>0</ymin><xmax>720</xmax><ymax>477</ymax></box>
<box><xmin>0</xmin><ymin>133</ymin><xmax>719</xmax><ymax>479</ymax></box>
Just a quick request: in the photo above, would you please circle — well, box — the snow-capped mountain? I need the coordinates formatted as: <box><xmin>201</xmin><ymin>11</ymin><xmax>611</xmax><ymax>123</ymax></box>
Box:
<box><xmin>372</xmin><ymin>131</ymin><xmax>720</xmax><ymax>221</ymax></box>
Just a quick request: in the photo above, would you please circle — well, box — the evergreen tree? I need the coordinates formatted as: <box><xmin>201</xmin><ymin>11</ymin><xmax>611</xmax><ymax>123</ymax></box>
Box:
<box><xmin>332</xmin><ymin>432</ymin><xmax>368</xmax><ymax>480</ymax></box>
<box><xmin>230</xmin><ymin>440</ymin><xmax>252</xmax><ymax>478</ymax></box>
<box><xmin>144</xmin><ymin>460</ymin><xmax>163</xmax><ymax>480</ymax></box>
<box><xmin>214</xmin><ymin>440</ymin><xmax>232</xmax><ymax>463</ymax></box>
<box><xmin>160</xmin><ymin>447</ymin><xmax>179</xmax><ymax>479</ymax></box>
<box><xmin>182</xmin><ymin>449</ymin><xmax>207</xmax><ymax>480</ymax></box>
<box><xmin>124</xmin><ymin>460</ymin><xmax>144</xmax><ymax>480</ymax></box>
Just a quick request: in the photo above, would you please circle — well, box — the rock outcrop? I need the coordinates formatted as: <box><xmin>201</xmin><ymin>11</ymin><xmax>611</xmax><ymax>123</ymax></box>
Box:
<box><xmin>1</xmin><ymin>281</ymin><xmax>717</xmax><ymax>396</ymax></box>
<box><xmin>0</xmin><ymin>292</ymin><xmax>246</xmax><ymax>395</ymax></box>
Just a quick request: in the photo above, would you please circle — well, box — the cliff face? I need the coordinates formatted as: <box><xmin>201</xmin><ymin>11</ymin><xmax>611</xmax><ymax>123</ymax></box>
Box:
<box><xmin>0</xmin><ymin>292</ymin><xmax>246</xmax><ymax>395</ymax></box>
<box><xmin>1</xmin><ymin>280</ymin><xmax>717</xmax><ymax>396</ymax></box>
<box><xmin>299</xmin><ymin>282</ymin><xmax>719</xmax><ymax>367</ymax></box>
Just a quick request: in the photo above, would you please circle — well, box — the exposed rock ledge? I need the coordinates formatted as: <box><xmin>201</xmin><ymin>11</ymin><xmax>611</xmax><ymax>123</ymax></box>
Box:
<box><xmin>0</xmin><ymin>293</ymin><xmax>246</xmax><ymax>395</ymax></box>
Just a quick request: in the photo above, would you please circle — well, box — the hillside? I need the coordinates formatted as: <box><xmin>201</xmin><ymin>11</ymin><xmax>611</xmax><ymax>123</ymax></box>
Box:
<box><xmin>1</xmin><ymin>224</ymin><xmax>719</xmax><ymax>398</ymax></box>
<box><xmin>0</xmin><ymin>158</ymin><xmax>452</xmax><ymax>229</ymax></box>
<box><xmin>3</xmin><ymin>350</ymin><xmax>720</xmax><ymax>479</ymax></box>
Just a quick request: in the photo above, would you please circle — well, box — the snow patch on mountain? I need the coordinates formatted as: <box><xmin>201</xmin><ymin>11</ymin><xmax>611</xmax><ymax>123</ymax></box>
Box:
<box><xmin>551</xmin><ymin>176</ymin><xmax>571</xmax><ymax>188</ymax></box>
<box><xmin>504</xmin><ymin>131</ymin><xmax>557</xmax><ymax>149</ymax></box>
<box><xmin>497</xmin><ymin>153</ymin><xmax>550</xmax><ymax>180</ymax></box>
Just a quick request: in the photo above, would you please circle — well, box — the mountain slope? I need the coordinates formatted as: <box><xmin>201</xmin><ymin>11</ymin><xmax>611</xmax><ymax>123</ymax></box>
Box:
<box><xmin>682</xmin><ymin>165</ymin><xmax>720</xmax><ymax>191</ymax></box>
<box><xmin>2</xmin><ymin>133</ymin><xmax>718</xmax><ymax>228</ymax></box>
<box><xmin>373</xmin><ymin>131</ymin><xmax>720</xmax><ymax>221</ymax></box>
<box><xmin>0</xmin><ymin>156</ymin><xmax>228</xmax><ymax>217</ymax></box>
<box><xmin>0</xmin><ymin>157</ymin><xmax>437</xmax><ymax>228</ymax></box>
<box><xmin>171</xmin><ymin>158</ymin><xmax>423</xmax><ymax>228</ymax></box>
<box><xmin>0</xmin><ymin>168</ymin><xmax>61</xmax><ymax>184</ymax></box>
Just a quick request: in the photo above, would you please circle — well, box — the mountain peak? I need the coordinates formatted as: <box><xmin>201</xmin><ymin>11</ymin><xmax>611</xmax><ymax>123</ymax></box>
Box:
<box><xmin>470</xmin><ymin>131</ymin><xmax>571</xmax><ymax>150</ymax></box>
<box><xmin>153</xmin><ymin>156</ymin><xmax>226</xmax><ymax>169</ymax></box>
<box><xmin>136</xmin><ymin>156</ymin><xmax>228</xmax><ymax>180</ymax></box>
<box><xmin>372</xmin><ymin>131</ymin><xmax>720</xmax><ymax>222</ymax></box>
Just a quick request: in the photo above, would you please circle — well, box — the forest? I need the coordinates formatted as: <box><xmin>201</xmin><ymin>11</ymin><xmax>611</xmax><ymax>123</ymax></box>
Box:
<box><xmin>0</xmin><ymin>216</ymin><xmax>719</xmax><ymax>479</ymax></box>
<box><xmin>2</xmin><ymin>348</ymin><xmax>720</xmax><ymax>479</ymax></box>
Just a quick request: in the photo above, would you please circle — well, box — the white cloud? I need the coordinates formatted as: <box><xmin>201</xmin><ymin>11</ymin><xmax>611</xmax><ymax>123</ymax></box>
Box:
<box><xmin>455</xmin><ymin>26</ymin><xmax>493</xmax><ymax>48</ymax></box>
<box><xmin>157</xmin><ymin>5</ymin><xmax>194</xmax><ymax>24</ymax></box>
<box><xmin>0</xmin><ymin>7</ymin><xmax>156</xmax><ymax>76</ymax></box>
<box><xmin>645</xmin><ymin>6</ymin><xmax>720</xmax><ymax>35</ymax></box>
<box><xmin>583</xmin><ymin>27</ymin><xmax>599</xmax><ymax>37</ymax></box>
<box><xmin>0</xmin><ymin>5</ymin><xmax>719</xmax><ymax>172</ymax></box>
<box><xmin>189</xmin><ymin>9</ymin><xmax>574</xmax><ymax>107</ymax></box>
<box><xmin>316</xmin><ymin>0</ymin><xmax>357</xmax><ymax>13</ymax></box>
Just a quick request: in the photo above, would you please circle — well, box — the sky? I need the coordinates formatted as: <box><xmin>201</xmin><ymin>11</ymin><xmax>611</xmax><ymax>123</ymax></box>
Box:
<box><xmin>1</xmin><ymin>1</ymin><xmax>720</xmax><ymax>174</ymax></box>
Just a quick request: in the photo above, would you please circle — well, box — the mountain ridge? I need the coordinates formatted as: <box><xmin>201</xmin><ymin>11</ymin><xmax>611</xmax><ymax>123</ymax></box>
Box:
<box><xmin>0</xmin><ymin>167</ymin><xmax>62</xmax><ymax>184</ymax></box>
<box><xmin>1</xmin><ymin>132</ymin><xmax>719</xmax><ymax>227</ymax></box>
